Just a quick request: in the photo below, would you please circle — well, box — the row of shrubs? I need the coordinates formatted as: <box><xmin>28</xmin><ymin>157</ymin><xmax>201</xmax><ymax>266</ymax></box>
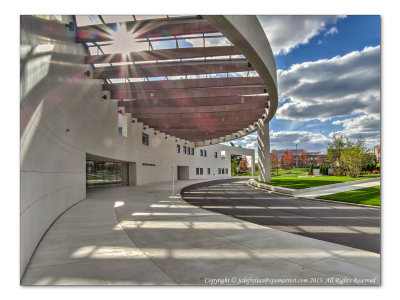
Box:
<box><xmin>319</xmin><ymin>165</ymin><xmax>330</xmax><ymax>175</ymax></box>
<box><xmin>362</xmin><ymin>163</ymin><xmax>380</xmax><ymax>172</ymax></box>
<box><xmin>309</xmin><ymin>163</ymin><xmax>380</xmax><ymax>176</ymax></box>
<box><xmin>309</xmin><ymin>165</ymin><xmax>330</xmax><ymax>175</ymax></box>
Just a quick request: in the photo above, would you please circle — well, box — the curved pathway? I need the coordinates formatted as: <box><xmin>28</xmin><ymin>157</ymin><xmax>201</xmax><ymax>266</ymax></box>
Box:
<box><xmin>22</xmin><ymin>179</ymin><xmax>380</xmax><ymax>285</ymax></box>
<box><xmin>181</xmin><ymin>178</ymin><xmax>380</xmax><ymax>253</ymax></box>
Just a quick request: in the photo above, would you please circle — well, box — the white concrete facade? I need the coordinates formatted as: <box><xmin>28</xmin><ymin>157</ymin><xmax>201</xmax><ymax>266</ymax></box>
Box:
<box><xmin>20</xmin><ymin>15</ymin><xmax>256</xmax><ymax>278</ymax></box>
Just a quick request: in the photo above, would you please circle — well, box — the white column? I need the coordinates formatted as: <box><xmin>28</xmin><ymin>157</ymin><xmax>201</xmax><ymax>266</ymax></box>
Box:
<box><xmin>257</xmin><ymin>120</ymin><xmax>271</xmax><ymax>182</ymax></box>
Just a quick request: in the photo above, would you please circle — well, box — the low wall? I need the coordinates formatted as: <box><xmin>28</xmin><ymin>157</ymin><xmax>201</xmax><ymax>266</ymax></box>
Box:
<box><xmin>248</xmin><ymin>177</ymin><xmax>381</xmax><ymax>196</ymax></box>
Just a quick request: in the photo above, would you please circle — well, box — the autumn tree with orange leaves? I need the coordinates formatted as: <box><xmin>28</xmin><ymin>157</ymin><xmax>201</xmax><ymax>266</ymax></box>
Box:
<box><xmin>281</xmin><ymin>150</ymin><xmax>294</xmax><ymax>170</ymax></box>
<box><xmin>299</xmin><ymin>150</ymin><xmax>310</xmax><ymax>167</ymax></box>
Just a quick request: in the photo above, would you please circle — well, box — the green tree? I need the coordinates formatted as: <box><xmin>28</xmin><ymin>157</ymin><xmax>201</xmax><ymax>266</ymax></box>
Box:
<box><xmin>231</xmin><ymin>158</ymin><xmax>238</xmax><ymax>176</ymax></box>
<box><xmin>341</xmin><ymin>137</ymin><xmax>368</xmax><ymax>177</ymax></box>
<box><xmin>327</xmin><ymin>133</ymin><xmax>346</xmax><ymax>175</ymax></box>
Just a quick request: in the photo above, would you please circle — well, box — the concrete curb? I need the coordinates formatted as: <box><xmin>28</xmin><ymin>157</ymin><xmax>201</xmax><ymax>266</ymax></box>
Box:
<box><xmin>248</xmin><ymin>177</ymin><xmax>380</xmax><ymax>196</ymax></box>
<box><xmin>247</xmin><ymin>179</ymin><xmax>381</xmax><ymax>210</ymax></box>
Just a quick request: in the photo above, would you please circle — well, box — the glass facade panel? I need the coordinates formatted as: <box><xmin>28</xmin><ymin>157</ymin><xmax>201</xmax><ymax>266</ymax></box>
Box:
<box><xmin>86</xmin><ymin>160</ymin><xmax>122</xmax><ymax>187</ymax></box>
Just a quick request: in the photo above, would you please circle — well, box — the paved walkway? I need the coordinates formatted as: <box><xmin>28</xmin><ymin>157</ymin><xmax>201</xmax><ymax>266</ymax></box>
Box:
<box><xmin>295</xmin><ymin>178</ymin><xmax>380</xmax><ymax>199</ymax></box>
<box><xmin>182</xmin><ymin>179</ymin><xmax>380</xmax><ymax>253</ymax></box>
<box><xmin>22</xmin><ymin>179</ymin><xmax>380</xmax><ymax>285</ymax></box>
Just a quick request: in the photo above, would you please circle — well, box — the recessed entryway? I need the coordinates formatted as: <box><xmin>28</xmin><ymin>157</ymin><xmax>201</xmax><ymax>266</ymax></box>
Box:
<box><xmin>177</xmin><ymin>166</ymin><xmax>189</xmax><ymax>180</ymax></box>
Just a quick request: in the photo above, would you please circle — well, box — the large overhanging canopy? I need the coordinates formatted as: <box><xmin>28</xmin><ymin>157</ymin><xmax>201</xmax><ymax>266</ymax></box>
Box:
<box><xmin>75</xmin><ymin>15</ymin><xmax>277</xmax><ymax>145</ymax></box>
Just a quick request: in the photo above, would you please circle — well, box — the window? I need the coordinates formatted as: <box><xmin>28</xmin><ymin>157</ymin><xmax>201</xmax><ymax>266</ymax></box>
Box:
<box><xmin>177</xmin><ymin>144</ymin><xmax>180</xmax><ymax>153</ymax></box>
<box><xmin>207</xmin><ymin>168</ymin><xmax>211</xmax><ymax>175</ymax></box>
<box><xmin>191</xmin><ymin>148</ymin><xmax>194</xmax><ymax>155</ymax></box>
<box><xmin>196</xmin><ymin>168</ymin><xmax>199</xmax><ymax>175</ymax></box>
<box><xmin>214</xmin><ymin>152</ymin><xmax>217</xmax><ymax>158</ymax></box>
<box><xmin>204</xmin><ymin>150</ymin><xmax>207</xmax><ymax>157</ymax></box>
<box><xmin>183</xmin><ymin>146</ymin><xmax>186</xmax><ymax>154</ymax></box>
<box><xmin>200</xmin><ymin>149</ymin><xmax>203</xmax><ymax>156</ymax></box>
<box><xmin>86</xmin><ymin>160</ymin><xmax>122</xmax><ymax>187</ymax></box>
<box><xmin>221</xmin><ymin>150</ymin><xmax>226</xmax><ymax>160</ymax></box>
<box><xmin>187</xmin><ymin>147</ymin><xmax>190</xmax><ymax>155</ymax></box>
<box><xmin>225</xmin><ymin>168</ymin><xmax>228</xmax><ymax>174</ymax></box>
<box><xmin>200</xmin><ymin>168</ymin><xmax>203</xmax><ymax>175</ymax></box>
<box><xmin>218</xmin><ymin>168</ymin><xmax>221</xmax><ymax>174</ymax></box>
<box><xmin>142</xmin><ymin>133</ymin><xmax>149</xmax><ymax>146</ymax></box>
<box><xmin>222</xmin><ymin>168</ymin><xmax>225</xmax><ymax>174</ymax></box>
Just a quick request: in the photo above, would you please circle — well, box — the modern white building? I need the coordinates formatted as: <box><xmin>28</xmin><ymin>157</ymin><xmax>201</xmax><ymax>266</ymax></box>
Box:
<box><xmin>20</xmin><ymin>15</ymin><xmax>278</xmax><ymax>278</ymax></box>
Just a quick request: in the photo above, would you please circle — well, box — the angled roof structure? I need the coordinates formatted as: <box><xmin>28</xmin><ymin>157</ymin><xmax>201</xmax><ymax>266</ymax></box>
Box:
<box><xmin>76</xmin><ymin>15</ymin><xmax>278</xmax><ymax>145</ymax></box>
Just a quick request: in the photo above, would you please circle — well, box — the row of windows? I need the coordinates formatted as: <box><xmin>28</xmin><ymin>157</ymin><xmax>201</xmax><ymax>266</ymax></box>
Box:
<box><xmin>141</xmin><ymin>136</ymin><xmax>226</xmax><ymax>162</ymax></box>
<box><xmin>196</xmin><ymin>168</ymin><xmax>229</xmax><ymax>175</ymax></box>
<box><xmin>200</xmin><ymin>149</ymin><xmax>207</xmax><ymax>157</ymax></box>
<box><xmin>218</xmin><ymin>168</ymin><xmax>229</xmax><ymax>175</ymax></box>
<box><xmin>177</xmin><ymin>144</ymin><xmax>195</xmax><ymax>155</ymax></box>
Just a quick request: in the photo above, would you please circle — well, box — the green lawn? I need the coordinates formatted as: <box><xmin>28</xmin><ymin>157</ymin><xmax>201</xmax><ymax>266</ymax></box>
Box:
<box><xmin>232</xmin><ymin>168</ymin><xmax>309</xmax><ymax>177</ymax></box>
<box><xmin>271</xmin><ymin>168</ymin><xmax>309</xmax><ymax>176</ymax></box>
<box><xmin>256</xmin><ymin>174</ymin><xmax>380</xmax><ymax>189</ymax></box>
<box><xmin>317</xmin><ymin>186</ymin><xmax>380</xmax><ymax>206</ymax></box>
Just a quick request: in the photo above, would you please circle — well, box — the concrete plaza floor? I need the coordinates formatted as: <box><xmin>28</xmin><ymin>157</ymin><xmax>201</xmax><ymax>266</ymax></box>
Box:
<box><xmin>182</xmin><ymin>179</ymin><xmax>380</xmax><ymax>253</ymax></box>
<box><xmin>21</xmin><ymin>179</ymin><xmax>380</xmax><ymax>286</ymax></box>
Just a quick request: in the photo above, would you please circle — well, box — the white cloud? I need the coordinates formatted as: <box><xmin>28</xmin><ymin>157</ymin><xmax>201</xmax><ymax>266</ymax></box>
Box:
<box><xmin>276</xmin><ymin>46</ymin><xmax>381</xmax><ymax>121</ymax></box>
<box><xmin>270</xmin><ymin>130</ymin><xmax>330</xmax><ymax>152</ymax></box>
<box><xmin>325</xmin><ymin>26</ymin><xmax>338</xmax><ymax>36</ymax></box>
<box><xmin>232</xmin><ymin>131</ymin><xmax>330</xmax><ymax>153</ymax></box>
<box><xmin>257</xmin><ymin>15</ymin><xmax>345</xmax><ymax>55</ymax></box>
<box><xmin>331</xmin><ymin>114</ymin><xmax>380</xmax><ymax>148</ymax></box>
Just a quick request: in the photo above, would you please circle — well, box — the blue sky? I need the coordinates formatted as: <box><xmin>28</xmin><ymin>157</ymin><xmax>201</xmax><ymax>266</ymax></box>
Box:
<box><xmin>230</xmin><ymin>15</ymin><xmax>381</xmax><ymax>158</ymax></box>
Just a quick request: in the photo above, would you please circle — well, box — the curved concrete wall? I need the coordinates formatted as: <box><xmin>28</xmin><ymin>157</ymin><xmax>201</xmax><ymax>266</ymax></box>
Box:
<box><xmin>20</xmin><ymin>14</ymin><xmax>256</xmax><ymax>277</ymax></box>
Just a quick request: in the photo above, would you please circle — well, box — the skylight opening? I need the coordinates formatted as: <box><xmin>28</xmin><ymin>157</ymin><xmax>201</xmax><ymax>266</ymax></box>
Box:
<box><xmin>151</xmin><ymin>40</ymin><xmax>177</xmax><ymax>50</ymax></box>
<box><xmin>134</xmin><ymin>15</ymin><xmax>168</xmax><ymax>21</ymax></box>
<box><xmin>228</xmin><ymin>72</ymin><xmax>248</xmax><ymax>77</ymax></box>
<box><xmin>148</xmin><ymin>77</ymin><xmax>167</xmax><ymax>81</ymax></box>
<box><xmin>129</xmin><ymin>78</ymin><xmax>146</xmax><ymax>82</ymax></box>
<box><xmin>94</xmin><ymin>63</ymin><xmax>111</xmax><ymax>68</ymax></box>
<box><xmin>101</xmin><ymin>15</ymin><xmax>134</xmax><ymax>23</ymax></box>
<box><xmin>111</xmin><ymin>62</ymin><xmax>134</xmax><ymax>66</ymax></box>
<box><xmin>75</xmin><ymin>15</ymin><xmax>103</xmax><ymax>27</ymax></box>
<box><xmin>109</xmin><ymin>78</ymin><xmax>128</xmax><ymax>84</ymax></box>
<box><xmin>205</xmin><ymin>55</ymin><xmax>230</xmax><ymax>60</ymax></box>
<box><xmin>204</xmin><ymin>37</ymin><xmax>231</xmax><ymax>47</ymax></box>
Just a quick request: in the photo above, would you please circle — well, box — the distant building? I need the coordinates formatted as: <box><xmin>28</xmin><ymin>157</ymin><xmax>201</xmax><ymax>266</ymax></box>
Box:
<box><xmin>271</xmin><ymin>149</ymin><xmax>305</xmax><ymax>161</ymax></box>
<box><xmin>271</xmin><ymin>149</ymin><xmax>323</xmax><ymax>167</ymax></box>
<box><xmin>374</xmin><ymin>145</ymin><xmax>381</xmax><ymax>163</ymax></box>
